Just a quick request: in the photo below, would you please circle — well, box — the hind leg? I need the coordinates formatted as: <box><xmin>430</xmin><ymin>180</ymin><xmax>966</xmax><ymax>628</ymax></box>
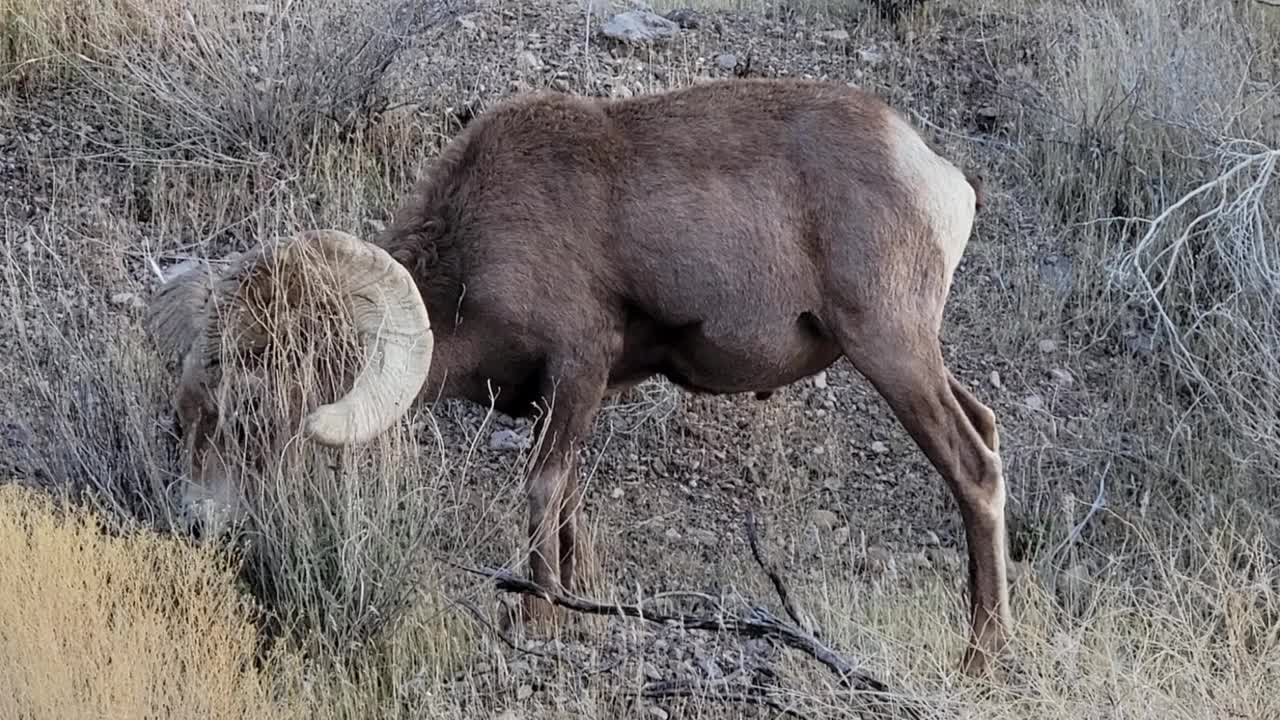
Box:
<box><xmin>833</xmin><ymin>314</ymin><xmax>1011</xmax><ymax>676</ymax></box>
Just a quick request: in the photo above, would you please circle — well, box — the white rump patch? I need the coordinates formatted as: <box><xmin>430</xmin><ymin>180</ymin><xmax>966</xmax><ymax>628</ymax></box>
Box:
<box><xmin>883</xmin><ymin>110</ymin><xmax>977</xmax><ymax>291</ymax></box>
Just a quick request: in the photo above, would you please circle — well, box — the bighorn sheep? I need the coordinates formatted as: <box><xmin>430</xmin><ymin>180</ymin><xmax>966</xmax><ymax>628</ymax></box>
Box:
<box><xmin>147</xmin><ymin>78</ymin><xmax>1011</xmax><ymax>676</ymax></box>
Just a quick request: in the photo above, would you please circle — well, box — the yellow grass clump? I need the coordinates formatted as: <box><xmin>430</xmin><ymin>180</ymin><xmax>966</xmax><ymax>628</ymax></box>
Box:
<box><xmin>0</xmin><ymin>482</ymin><xmax>299</xmax><ymax>720</ymax></box>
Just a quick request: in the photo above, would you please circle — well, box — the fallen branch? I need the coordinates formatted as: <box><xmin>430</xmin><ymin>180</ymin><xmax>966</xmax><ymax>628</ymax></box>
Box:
<box><xmin>632</xmin><ymin>677</ymin><xmax>808</xmax><ymax>719</ymax></box>
<box><xmin>448</xmin><ymin>510</ymin><xmax>938</xmax><ymax>720</ymax></box>
<box><xmin>745</xmin><ymin>510</ymin><xmax>816</xmax><ymax>636</ymax></box>
<box><xmin>452</xmin><ymin>560</ymin><xmax>890</xmax><ymax>694</ymax></box>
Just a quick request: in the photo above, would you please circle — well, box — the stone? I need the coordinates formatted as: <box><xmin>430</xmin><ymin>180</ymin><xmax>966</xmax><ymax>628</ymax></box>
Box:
<box><xmin>1049</xmin><ymin>368</ymin><xmax>1075</xmax><ymax>386</ymax></box>
<box><xmin>975</xmin><ymin>106</ymin><xmax>1000</xmax><ymax>133</ymax></box>
<box><xmin>600</xmin><ymin>11</ymin><xmax>679</xmax><ymax>43</ymax></box>
<box><xmin>495</xmin><ymin>711</ymin><xmax>521</xmax><ymax>720</ymax></box>
<box><xmin>610</xmin><ymin>486</ymin><xmax>624</xmax><ymax>499</ymax></box>
<box><xmin>489</xmin><ymin>428</ymin><xmax>529</xmax><ymax>451</ymax></box>
<box><xmin>811</xmin><ymin>508</ymin><xmax>839</xmax><ymax>532</ymax></box>
<box><xmin>647</xmin><ymin>707</ymin><xmax>670</xmax><ymax>720</ymax></box>
<box><xmin>832</xmin><ymin>525</ymin><xmax>851</xmax><ymax>547</ymax></box>
<box><xmin>516</xmin><ymin>684</ymin><xmax>533</xmax><ymax>701</ymax></box>
<box><xmin>715</xmin><ymin>53</ymin><xmax>738</xmax><ymax>70</ymax></box>
<box><xmin>870</xmin><ymin>440</ymin><xmax>889</xmax><ymax>454</ymax></box>
<box><xmin>1038</xmin><ymin>338</ymin><xmax>1059</xmax><ymax>353</ymax></box>
<box><xmin>1024</xmin><ymin>394</ymin><xmax>1045</xmax><ymax>411</ymax></box>
<box><xmin>989</xmin><ymin>370</ymin><xmax>1002</xmax><ymax>389</ymax></box>
<box><xmin>664</xmin><ymin>7</ymin><xmax>706</xmax><ymax>29</ymax></box>
<box><xmin>922</xmin><ymin>530</ymin><xmax>941</xmax><ymax>547</ymax></box>
<box><xmin>813</xmin><ymin>370</ymin><xmax>828</xmax><ymax>389</ymax></box>
<box><xmin>109</xmin><ymin>291</ymin><xmax>144</xmax><ymax>310</ymax></box>
<box><xmin>865</xmin><ymin>545</ymin><xmax>895</xmax><ymax>575</ymax></box>
<box><xmin>516</xmin><ymin>50</ymin><xmax>543</xmax><ymax>71</ymax></box>
<box><xmin>857</xmin><ymin>48</ymin><xmax>884</xmax><ymax>66</ymax></box>
<box><xmin>689</xmin><ymin>528</ymin><xmax>718</xmax><ymax>546</ymax></box>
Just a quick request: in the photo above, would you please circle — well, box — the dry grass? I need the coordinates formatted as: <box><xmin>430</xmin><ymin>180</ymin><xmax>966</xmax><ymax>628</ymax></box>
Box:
<box><xmin>0</xmin><ymin>482</ymin><xmax>292</xmax><ymax>719</ymax></box>
<box><xmin>2</xmin><ymin>478</ymin><xmax>1276</xmax><ymax>719</ymax></box>
<box><xmin>2</xmin><ymin>0</ymin><xmax>1279</xmax><ymax>717</ymax></box>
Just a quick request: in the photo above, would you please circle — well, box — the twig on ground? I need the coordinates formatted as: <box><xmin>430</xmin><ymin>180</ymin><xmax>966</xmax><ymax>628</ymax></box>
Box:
<box><xmin>446</xmin><ymin>509</ymin><xmax>937</xmax><ymax>720</ymax></box>
<box><xmin>632</xmin><ymin>677</ymin><xmax>809</xmax><ymax>719</ymax></box>
<box><xmin>745</xmin><ymin>510</ymin><xmax>815</xmax><ymax>636</ymax></box>
<box><xmin>450</xmin><ymin>559</ymin><xmax>891</xmax><ymax>695</ymax></box>
<box><xmin>453</xmin><ymin>598</ymin><xmax>577</xmax><ymax>668</ymax></box>
<box><xmin>1046</xmin><ymin>463</ymin><xmax>1109</xmax><ymax>565</ymax></box>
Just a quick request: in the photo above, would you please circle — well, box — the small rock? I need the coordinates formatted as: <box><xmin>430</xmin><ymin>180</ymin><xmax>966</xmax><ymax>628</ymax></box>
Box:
<box><xmin>811</xmin><ymin>509</ymin><xmax>839</xmax><ymax>532</ymax></box>
<box><xmin>922</xmin><ymin>530</ymin><xmax>941</xmax><ymax>547</ymax></box>
<box><xmin>857</xmin><ymin>48</ymin><xmax>883</xmax><ymax>66</ymax></box>
<box><xmin>647</xmin><ymin>707</ymin><xmax>670</xmax><ymax>720</ymax></box>
<box><xmin>908</xmin><ymin>549</ymin><xmax>932</xmax><ymax>570</ymax></box>
<box><xmin>664</xmin><ymin>527</ymin><xmax>682</xmax><ymax>541</ymax></box>
<box><xmin>458</xmin><ymin>17</ymin><xmax>477</xmax><ymax>31</ymax></box>
<box><xmin>610</xmin><ymin>83</ymin><xmax>633</xmax><ymax>99</ymax></box>
<box><xmin>813</xmin><ymin>370</ymin><xmax>828</xmax><ymax>390</ymax></box>
<box><xmin>975</xmin><ymin>106</ymin><xmax>1000</xmax><ymax>133</ymax></box>
<box><xmin>927</xmin><ymin>546</ymin><xmax>961</xmax><ymax>571</ymax></box>
<box><xmin>989</xmin><ymin>370</ymin><xmax>1002</xmax><ymax>389</ymax></box>
<box><xmin>643</xmin><ymin>662</ymin><xmax>663</xmax><ymax>681</ymax></box>
<box><xmin>832</xmin><ymin>525</ymin><xmax>850</xmax><ymax>546</ymax></box>
<box><xmin>495</xmin><ymin>710</ymin><xmax>521</xmax><ymax>720</ymax></box>
<box><xmin>610</xmin><ymin>486</ymin><xmax>624</xmax><ymax>499</ymax></box>
<box><xmin>515</xmin><ymin>684</ymin><xmax>533</xmax><ymax>701</ymax></box>
<box><xmin>1049</xmin><ymin>368</ymin><xmax>1074</xmax><ymax>386</ymax></box>
<box><xmin>1040</xmin><ymin>254</ymin><xmax>1074</xmax><ymax>295</ymax></box>
<box><xmin>516</xmin><ymin>51</ymin><xmax>543</xmax><ymax>71</ymax></box>
<box><xmin>663</xmin><ymin>7</ymin><xmax>705</xmax><ymax>29</ymax></box>
<box><xmin>1024</xmin><ymin>394</ymin><xmax>1045</xmax><ymax>411</ymax></box>
<box><xmin>865</xmin><ymin>545</ymin><xmax>895</xmax><ymax>575</ymax></box>
<box><xmin>600</xmin><ymin>10</ymin><xmax>679</xmax><ymax>43</ymax></box>
<box><xmin>109</xmin><ymin>291</ymin><xmax>144</xmax><ymax>310</ymax></box>
<box><xmin>817</xmin><ymin>29</ymin><xmax>850</xmax><ymax>42</ymax></box>
<box><xmin>870</xmin><ymin>440</ymin><xmax>889</xmax><ymax>454</ymax></box>
<box><xmin>715</xmin><ymin>53</ymin><xmax>737</xmax><ymax>70</ymax></box>
<box><xmin>489</xmin><ymin>428</ymin><xmax>529</xmax><ymax>451</ymax></box>
<box><xmin>690</xmin><ymin>528</ymin><xmax>718</xmax><ymax>546</ymax></box>
<box><xmin>1038</xmin><ymin>338</ymin><xmax>1059</xmax><ymax>353</ymax></box>
<box><xmin>363</xmin><ymin>217</ymin><xmax>385</xmax><ymax>234</ymax></box>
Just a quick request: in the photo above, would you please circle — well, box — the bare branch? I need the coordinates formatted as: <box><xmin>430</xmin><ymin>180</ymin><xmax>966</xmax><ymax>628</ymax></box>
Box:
<box><xmin>631</xmin><ymin>677</ymin><xmax>810</xmax><ymax>719</ymax></box>
<box><xmin>745</xmin><ymin>510</ymin><xmax>816</xmax><ymax>636</ymax></box>
<box><xmin>451</xmin><ymin>559</ymin><xmax>893</xmax><ymax>694</ymax></box>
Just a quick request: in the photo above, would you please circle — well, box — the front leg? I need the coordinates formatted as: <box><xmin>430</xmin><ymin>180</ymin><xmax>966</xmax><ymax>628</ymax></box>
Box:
<box><xmin>522</xmin><ymin>449</ymin><xmax>568</xmax><ymax>628</ymax></box>
<box><xmin>519</xmin><ymin>354</ymin><xmax>610</xmax><ymax>630</ymax></box>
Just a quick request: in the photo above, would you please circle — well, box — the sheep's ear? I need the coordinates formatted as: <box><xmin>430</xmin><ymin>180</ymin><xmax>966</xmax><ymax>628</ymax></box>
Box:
<box><xmin>145</xmin><ymin>261</ymin><xmax>217</xmax><ymax>360</ymax></box>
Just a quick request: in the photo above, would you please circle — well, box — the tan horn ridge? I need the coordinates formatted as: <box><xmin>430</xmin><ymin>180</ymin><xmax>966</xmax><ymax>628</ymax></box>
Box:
<box><xmin>274</xmin><ymin>229</ymin><xmax>434</xmax><ymax>447</ymax></box>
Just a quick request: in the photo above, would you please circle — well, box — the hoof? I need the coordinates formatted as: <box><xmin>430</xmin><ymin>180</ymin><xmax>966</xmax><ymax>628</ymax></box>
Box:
<box><xmin>519</xmin><ymin>594</ymin><xmax>563</xmax><ymax>634</ymax></box>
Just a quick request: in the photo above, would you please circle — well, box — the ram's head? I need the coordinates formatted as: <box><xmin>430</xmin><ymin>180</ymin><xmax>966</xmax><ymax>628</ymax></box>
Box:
<box><xmin>145</xmin><ymin>230</ymin><xmax>434</xmax><ymax>537</ymax></box>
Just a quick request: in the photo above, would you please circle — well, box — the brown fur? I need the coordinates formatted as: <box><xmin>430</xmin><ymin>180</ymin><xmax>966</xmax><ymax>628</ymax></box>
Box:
<box><xmin>376</xmin><ymin>78</ymin><xmax>1007</xmax><ymax>674</ymax></box>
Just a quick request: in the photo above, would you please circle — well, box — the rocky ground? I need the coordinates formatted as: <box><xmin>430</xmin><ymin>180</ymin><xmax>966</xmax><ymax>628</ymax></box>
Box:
<box><xmin>1</xmin><ymin>0</ymin><xmax>1134</xmax><ymax>713</ymax></box>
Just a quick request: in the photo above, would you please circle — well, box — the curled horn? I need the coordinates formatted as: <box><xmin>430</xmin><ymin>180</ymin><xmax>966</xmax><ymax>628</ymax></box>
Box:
<box><xmin>150</xmin><ymin>229</ymin><xmax>433</xmax><ymax>447</ymax></box>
